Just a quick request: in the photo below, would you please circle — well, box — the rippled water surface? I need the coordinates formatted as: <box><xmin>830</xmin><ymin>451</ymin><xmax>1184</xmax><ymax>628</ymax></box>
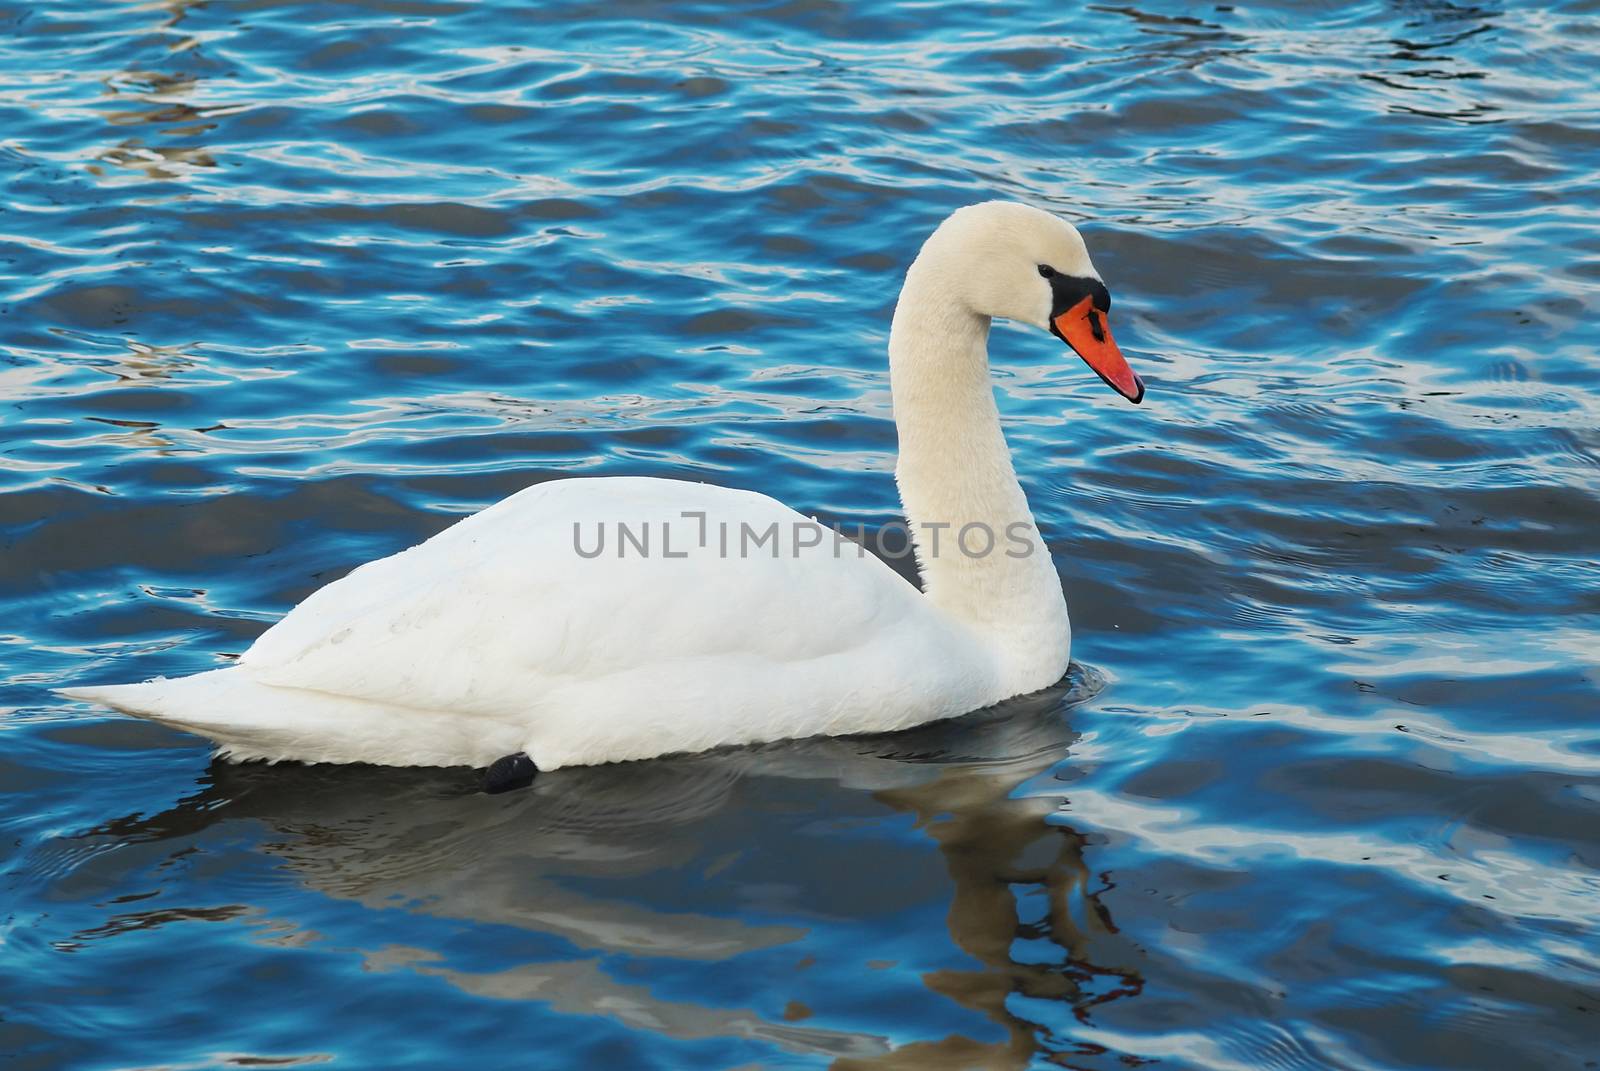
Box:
<box><xmin>4</xmin><ymin>1</ymin><xmax>1599</xmax><ymax>1067</ymax></box>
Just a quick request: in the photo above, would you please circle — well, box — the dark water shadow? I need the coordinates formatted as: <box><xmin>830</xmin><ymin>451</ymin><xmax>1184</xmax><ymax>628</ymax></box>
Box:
<box><xmin>74</xmin><ymin>666</ymin><xmax>1143</xmax><ymax>1067</ymax></box>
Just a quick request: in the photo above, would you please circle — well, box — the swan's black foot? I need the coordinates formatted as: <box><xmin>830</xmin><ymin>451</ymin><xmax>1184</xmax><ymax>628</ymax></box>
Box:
<box><xmin>483</xmin><ymin>752</ymin><xmax>538</xmax><ymax>794</ymax></box>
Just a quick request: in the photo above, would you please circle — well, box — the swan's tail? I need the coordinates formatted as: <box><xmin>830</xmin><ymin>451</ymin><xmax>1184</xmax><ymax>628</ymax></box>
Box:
<box><xmin>57</xmin><ymin>667</ymin><xmax>317</xmax><ymax>762</ymax></box>
<box><xmin>58</xmin><ymin>669</ymin><xmax>245</xmax><ymax>735</ymax></box>
<box><xmin>56</xmin><ymin>668</ymin><xmax>516</xmax><ymax>768</ymax></box>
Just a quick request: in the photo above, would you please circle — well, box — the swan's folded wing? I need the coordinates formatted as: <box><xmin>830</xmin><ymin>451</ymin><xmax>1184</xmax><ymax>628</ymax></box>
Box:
<box><xmin>239</xmin><ymin>477</ymin><xmax>939</xmax><ymax>718</ymax></box>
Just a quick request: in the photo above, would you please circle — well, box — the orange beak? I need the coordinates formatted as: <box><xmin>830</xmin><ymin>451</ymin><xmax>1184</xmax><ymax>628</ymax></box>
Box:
<box><xmin>1052</xmin><ymin>295</ymin><xmax>1144</xmax><ymax>404</ymax></box>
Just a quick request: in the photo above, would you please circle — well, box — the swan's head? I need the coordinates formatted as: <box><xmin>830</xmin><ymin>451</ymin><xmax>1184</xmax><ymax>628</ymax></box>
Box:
<box><xmin>916</xmin><ymin>200</ymin><xmax>1144</xmax><ymax>404</ymax></box>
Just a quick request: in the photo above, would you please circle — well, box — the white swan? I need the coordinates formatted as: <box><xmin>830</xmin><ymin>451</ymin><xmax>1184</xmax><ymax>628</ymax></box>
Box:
<box><xmin>60</xmin><ymin>201</ymin><xmax>1144</xmax><ymax>786</ymax></box>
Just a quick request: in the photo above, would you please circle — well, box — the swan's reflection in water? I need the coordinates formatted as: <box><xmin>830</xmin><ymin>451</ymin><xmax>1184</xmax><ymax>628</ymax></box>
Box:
<box><xmin>86</xmin><ymin>668</ymin><xmax>1140</xmax><ymax>1067</ymax></box>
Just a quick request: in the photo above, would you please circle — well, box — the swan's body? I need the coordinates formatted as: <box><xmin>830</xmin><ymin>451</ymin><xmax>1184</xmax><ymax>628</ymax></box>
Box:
<box><xmin>68</xmin><ymin>479</ymin><xmax>1005</xmax><ymax>768</ymax></box>
<box><xmin>61</xmin><ymin>201</ymin><xmax>1143</xmax><ymax>771</ymax></box>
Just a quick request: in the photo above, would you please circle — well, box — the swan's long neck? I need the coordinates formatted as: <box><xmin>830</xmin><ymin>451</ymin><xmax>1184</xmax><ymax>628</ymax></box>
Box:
<box><xmin>888</xmin><ymin>265</ymin><xmax>1071</xmax><ymax>685</ymax></box>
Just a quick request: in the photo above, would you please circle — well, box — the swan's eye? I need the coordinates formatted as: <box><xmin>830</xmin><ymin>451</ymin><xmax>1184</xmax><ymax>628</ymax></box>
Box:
<box><xmin>1037</xmin><ymin>264</ymin><xmax>1056</xmax><ymax>279</ymax></box>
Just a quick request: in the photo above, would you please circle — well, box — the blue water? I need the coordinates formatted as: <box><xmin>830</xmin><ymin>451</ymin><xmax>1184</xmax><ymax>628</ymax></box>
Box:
<box><xmin>3</xmin><ymin>1</ymin><xmax>1599</xmax><ymax>1067</ymax></box>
